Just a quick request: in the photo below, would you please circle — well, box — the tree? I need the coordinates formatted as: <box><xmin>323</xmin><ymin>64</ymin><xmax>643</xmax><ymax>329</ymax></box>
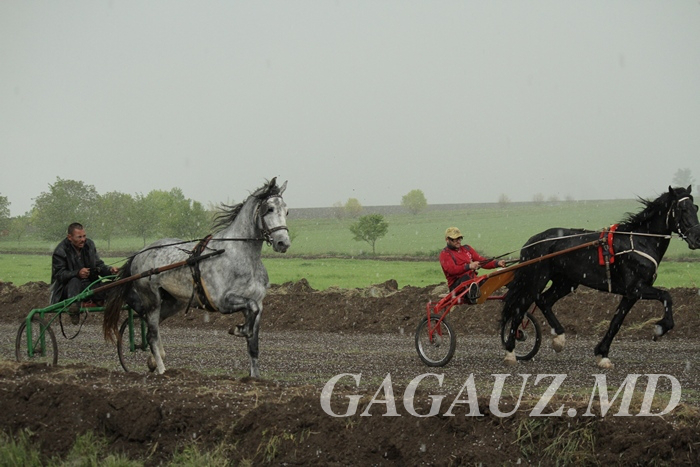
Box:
<box><xmin>0</xmin><ymin>194</ymin><xmax>10</xmax><ymax>234</ymax></box>
<box><xmin>344</xmin><ymin>198</ymin><xmax>363</xmax><ymax>218</ymax></box>
<box><xmin>401</xmin><ymin>189</ymin><xmax>427</xmax><ymax>215</ymax></box>
<box><xmin>94</xmin><ymin>192</ymin><xmax>134</xmax><ymax>249</ymax></box>
<box><xmin>349</xmin><ymin>214</ymin><xmax>389</xmax><ymax>255</ymax></box>
<box><xmin>331</xmin><ymin>201</ymin><xmax>345</xmax><ymax>220</ymax></box>
<box><xmin>158</xmin><ymin>188</ymin><xmax>210</xmax><ymax>239</ymax></box>
<box><xmin>672</xmin><ymin>168</ymin><xmax>695</xmax><ymax>188</ymax></box>
<box><xmin>176</xmin><ymin>199</ymin><xmax>211</xmax><ymax>240</ymax></box>
<box><xmin>8</xmin><ymin>214</ymin><xmax>32</xmax><ymax>245</ymax></box>
<box><xmin>33</xmin><ymin>178</ymin><xmax>99</xmax><ymax>240</ymax></box>
<box><xmin>138</xmin><ymin>188</ymin><xmax>210</xmax><ymax>240</ymax></box>
<box><xmin>129</xmin><ymin>193</ymin><xmax>162</xmax><ymax>246</ymax></box>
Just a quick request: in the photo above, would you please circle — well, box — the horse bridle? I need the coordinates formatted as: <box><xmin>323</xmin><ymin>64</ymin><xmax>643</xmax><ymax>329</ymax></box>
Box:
<box><xmin>667</xmin><ymin>196</ymin><xmax>700</xmax><ymax>242</ymax></box>
<box><xmin>255</xmin><ymin>195</ymin><xmax>289</xmax><ymax>245</ymax></box>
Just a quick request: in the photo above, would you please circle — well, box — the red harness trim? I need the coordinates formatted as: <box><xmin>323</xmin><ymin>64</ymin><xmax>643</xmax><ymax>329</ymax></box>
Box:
<box><xmin>598</xmin><ymin>224</ymin><xmax>618</xmax><ymax>265</ymax></box>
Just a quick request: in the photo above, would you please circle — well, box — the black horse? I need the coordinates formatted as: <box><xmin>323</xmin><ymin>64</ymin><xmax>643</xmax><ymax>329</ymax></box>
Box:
<box><xmin>502</xmin><ymin>186</ymin><xmax>700</xmax><ymax>368</ymax></box>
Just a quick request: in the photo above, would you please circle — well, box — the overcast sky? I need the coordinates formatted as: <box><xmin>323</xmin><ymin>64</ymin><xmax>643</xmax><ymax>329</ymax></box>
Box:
<box><xmin>2</xmin><ymin>1</ymin><xmax>699</xmax><ymax>216</ymax></box>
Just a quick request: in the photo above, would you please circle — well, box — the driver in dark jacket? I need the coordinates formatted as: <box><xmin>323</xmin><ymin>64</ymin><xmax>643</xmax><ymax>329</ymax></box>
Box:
<box><xmin>50</xmin><ymin>222</ymin><xmax>118</xmax><ymax>307</ymax></box>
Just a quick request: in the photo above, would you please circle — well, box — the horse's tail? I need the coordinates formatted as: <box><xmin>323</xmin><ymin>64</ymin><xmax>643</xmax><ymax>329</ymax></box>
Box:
<box><xmin>103</xmin><ymin>257</ymin><xmax>134</xmax><ymax>343</ymax></box>
<box><xmin>501</xmin><ymin>264</ymin><xmax>540</xmax><ymax>327</ymax></box>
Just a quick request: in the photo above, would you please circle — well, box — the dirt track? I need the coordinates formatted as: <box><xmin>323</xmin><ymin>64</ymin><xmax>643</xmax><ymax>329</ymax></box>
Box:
<box><xmin>2</xmin><ymin>280</ymin><xmax>700</xmax><ymax>465</ymax></box>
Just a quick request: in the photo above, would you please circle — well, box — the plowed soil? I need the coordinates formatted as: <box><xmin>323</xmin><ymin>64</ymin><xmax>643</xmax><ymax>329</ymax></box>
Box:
<box><xmin>1</xmin><ymin>279</ymin><xmax>700</xmax><ymax>465</ymax></box>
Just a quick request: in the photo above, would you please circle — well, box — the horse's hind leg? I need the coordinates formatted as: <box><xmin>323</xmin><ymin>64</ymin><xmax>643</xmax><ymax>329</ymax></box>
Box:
<box><xmin>594</xmin><ymin>296</ymin><xmax>638</xmax><ymax>369</ymax></box>
<box><xmin>145</xmin><ymin>308</ymin><xmax>167</xmax><ymax>374</ymax></box>
<box><xmin>645</xmin><ymin>287</ymin><xmax>674</xmax><ymax>339</ymax></box>
<box><xmin>502</xmin><ymin>265</ymin><xmax>549</xmax><ymax>365</ymax></box>
<box><xmin>535</xmin><ymin>279</ymin><xmax>578</xmax><ymax>352</ymax></box>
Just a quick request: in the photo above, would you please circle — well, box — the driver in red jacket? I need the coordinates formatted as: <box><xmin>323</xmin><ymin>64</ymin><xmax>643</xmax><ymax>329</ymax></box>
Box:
<box><xmin>439</xmin><ymin>227</ymin><xmax>505</xmax><ymax>298</ymax></box>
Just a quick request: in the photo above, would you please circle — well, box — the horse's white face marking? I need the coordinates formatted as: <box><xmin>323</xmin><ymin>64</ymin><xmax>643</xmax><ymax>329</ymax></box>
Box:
<box><xmin>261</xmin><ymin>195</ymin><xmax>291</xmax><ymax>253</ymax></box>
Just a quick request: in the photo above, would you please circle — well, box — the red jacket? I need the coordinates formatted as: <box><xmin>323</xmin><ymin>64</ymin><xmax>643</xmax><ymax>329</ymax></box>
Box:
<box><xmin>439</xmin><ymin>245</ymin><xmax>499</xmax><ymax>289</ymax></box>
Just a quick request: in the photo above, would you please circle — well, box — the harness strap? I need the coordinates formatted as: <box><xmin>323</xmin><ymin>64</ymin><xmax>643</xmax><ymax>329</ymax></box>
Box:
<box><xmin>598</xmin><ymin>224</ymin><xmax>617</xmax><ymax>266</ymax></box>
<box><xmin>190</xmin><ymin>235</ymin><xmax>219</xmax><ymax>312</ymax></box>
<box><xmin>614</xmin><ymin>234</ymin><xmax>659</xmax><ymax>273</ymax></box>
<box><xmin>598</xmin><ymin>224</ymin><xmax>618</xmax><ymax>292</ymax></box>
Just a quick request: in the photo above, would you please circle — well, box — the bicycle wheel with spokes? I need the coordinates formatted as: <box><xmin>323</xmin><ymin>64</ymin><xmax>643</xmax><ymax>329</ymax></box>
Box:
<box><xmin>501</xmin><ymin>311</ymin><xmax>542</xmax><ymax>361</ymax></box>
<box><xmin>16</xmin><ymin>316</ymin><xmax>58</xmax><ymax>365</ymax></box>
<box><xmin>415</xmin><ymin>314</ymin><xmax>456</xmax><ymax>367</ymax></box>
<box><xmin>117</xmin><ymin>315</ymin><xmax>149</xmax><ymax>372</ymax></box>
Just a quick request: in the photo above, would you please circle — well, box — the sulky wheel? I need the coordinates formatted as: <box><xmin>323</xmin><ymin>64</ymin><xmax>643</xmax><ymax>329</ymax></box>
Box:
<box><xmin>500</xmin><ymin>311</ymin><xmax>542</xmax><ymax>361</ymax></box>
<box><xmin>415</xmin><ymin>314</ymin><xmax>456</xmax><ymax>367</ymax></box>
<box><xmin>16</xmin><ymin>316</ymin><xmax>58</xmax><ymax>365</ymax></box>
<box><xmin>117</xmin><ymin>315</ymin><xmax>148</xmax><ymax>372</ymax></box>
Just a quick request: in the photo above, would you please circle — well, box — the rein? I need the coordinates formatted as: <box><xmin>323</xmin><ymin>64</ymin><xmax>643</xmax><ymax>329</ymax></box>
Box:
<box><xmin>491</xmin><ymin>197</ymin><xmax>693</xmax><ymax>271</ymax></box>
<box><xmin>131</xmin><ymin>194</ymin><xmax>289</xmax><ymax>258</ymax></box>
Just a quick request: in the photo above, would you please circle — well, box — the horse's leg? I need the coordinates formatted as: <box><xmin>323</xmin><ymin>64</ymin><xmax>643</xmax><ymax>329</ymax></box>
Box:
<box><xmin>223</xmin><ymin>294</ymin><xmax>260</xmax><ymax>337</ymax></box>
<box><xmin>152</xmin><ymin>298</ymin><xmax>188</xmax><ymax>366</ymax></box>
<box><xmin>246</xmin><ymin>306</ymin><xmax>263</xmax><ymax>378</ymax></box>
<box><xmin>144</xmin><ymin>307</ymin><xmax>166</xmax><ymax>374</ymax></box>
<box><xmin>535</xmin><ymin>279</ymin><xmax>578</xmax><ymax>352</ymax></box>
<box><xmin>641</xmin><ymin>286</ymin><xmax>674</xmax><ymax>338</ymax></box>
<box><xmin>223</xmin><ymin>293</ymin><xmax>263</xmax><ymax>377</ymax></box>
<box><xmin>594</xmin><ymin>296</ymin><xmax>638</xmax><ymax>369</ymax></box>
<box><xmin>503</xmin><ymin>305</ymin><xmax>531</xmax><ymax>365</ymax></box>
<box><xmin>502</xmin><ymin>265</ymin><xmax>549</xmax><ymax>365</ymax></box>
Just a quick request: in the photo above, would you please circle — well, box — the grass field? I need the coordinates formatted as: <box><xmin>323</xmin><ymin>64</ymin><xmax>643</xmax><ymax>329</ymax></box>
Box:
<box><xmin>0</xmin><ymin>254</ymin><xmax>697</xmax><ymax>290</ymax></box>
<box><xmin>2</xmin><ymin>199</ymin><xmax>699</xmax><ymax>289</ymax></box>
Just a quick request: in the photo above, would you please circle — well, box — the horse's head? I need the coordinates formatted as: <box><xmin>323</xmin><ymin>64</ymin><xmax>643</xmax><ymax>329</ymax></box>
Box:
<box><xmin>669</xmin><ymin>185</ymin><xmax>700</xmax><ymax>249</ymax></box>
<box><xmin>256</xmin><ymin>179</ymin><xmax>291</xmax><ymax>253</ymax></box>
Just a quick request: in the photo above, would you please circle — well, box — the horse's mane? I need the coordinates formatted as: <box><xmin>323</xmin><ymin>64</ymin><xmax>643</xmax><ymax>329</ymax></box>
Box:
<box><xmin>620</xmin><ymin>187</ymin><xmax>690</xmax><ymax>229</ymax></box>
<box><xmin>211</xmin><ymin>179</ymin><xmax>282</xmax><ymax>233</ymax></box>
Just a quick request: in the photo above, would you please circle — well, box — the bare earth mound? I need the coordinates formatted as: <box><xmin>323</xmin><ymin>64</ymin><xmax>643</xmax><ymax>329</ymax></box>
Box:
<box><xmin>1</xmin><ymin>280</ymin><xmax>700</xmax><ymax>465</ymax></box>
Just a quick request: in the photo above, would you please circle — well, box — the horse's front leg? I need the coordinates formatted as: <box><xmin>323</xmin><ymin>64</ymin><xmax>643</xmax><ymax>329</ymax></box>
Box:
<box><xmin>246</xmin><ymin>306</ymin><xmax>263</xmax><ymax>378</ymax></box>
<box><xmin>223</xmin><ymin>293</ymin><xmax>262</xmax><ymax>377</ymax></box>
<box><xmin>594</xmin><ymin>296</ymin><xmax>637</xmax><ymax>369</ymax></box>
<box><xmin>223</xmin><ymin>294</ymin><xmax>260</xmax><ymax>337</ymax></box>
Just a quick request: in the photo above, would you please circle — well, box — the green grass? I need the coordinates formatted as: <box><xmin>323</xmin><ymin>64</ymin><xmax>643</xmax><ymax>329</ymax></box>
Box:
<box><xmin>2</xmin><ymin>199</ymin><xmax>699</xmax><ymax>289</ymax></box>
<box><xmin>287</xmin><ymin>199</ymin><xmax>647</xmax><ymax>257</ymax></box>
<box><xmin>0</xmin><ymin>430</ymin><xmax>141</xmax><ymax>466</ymax></box>
<box><xmin>1</xmin><ymin>253</ymin><xmax>698</xmax><ymax>290</ymax></box>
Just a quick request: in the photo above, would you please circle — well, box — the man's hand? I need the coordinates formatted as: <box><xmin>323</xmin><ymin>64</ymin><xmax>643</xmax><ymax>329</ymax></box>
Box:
<box><xmin>78</xmin><ymin>267</ymin><xmax>90</xmax><ymax>279</ymax></box>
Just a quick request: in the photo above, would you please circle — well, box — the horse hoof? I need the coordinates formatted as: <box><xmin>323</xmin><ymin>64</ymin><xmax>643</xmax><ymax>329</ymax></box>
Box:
<box><xmin>231</xmin><ymin>325</ymin><xmax>247</xmax><ymax>337</ymax></box>
<box><xmin>504</xmin><ymin>351</ymin><xmax>517</xmax><ymax>365</ymax></box>
<box><xmin>654</xmin><ymin>325</ymin><xmax>664</xmax><ymax>338</ymax></box>
<box><xmin>596</xmin><ymin>356</ymin><xmax>614</xmax><ymax>369</ymax></box>
<box><xmin>552</xmin><ymin>333</ymin><xmax>566</xmax><ymax>353</ymax></box>
<box><xmin>147</xmin><ymin>355</ymin><xmax>157</xmax><ymax>372</ymax></box>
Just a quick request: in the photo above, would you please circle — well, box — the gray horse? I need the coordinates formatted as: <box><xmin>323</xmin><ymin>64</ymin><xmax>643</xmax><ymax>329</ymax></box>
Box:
<box><xmin>104</xmin><ymin>178</ymin><xmax>290</xmax><ymax>377</ymax></box>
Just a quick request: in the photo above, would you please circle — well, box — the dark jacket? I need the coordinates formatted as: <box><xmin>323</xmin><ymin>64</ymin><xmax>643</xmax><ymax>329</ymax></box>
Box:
<box><xmin>50</xmin><ymin>237</ymin><xmax>111</xmax><ymax>304</ymax></box>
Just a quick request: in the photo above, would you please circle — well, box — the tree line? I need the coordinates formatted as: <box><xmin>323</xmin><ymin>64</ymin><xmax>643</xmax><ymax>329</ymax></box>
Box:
<box><xmin>0</xmin><ymin>178</ymin><xmax>210</xmax><ymax>247</ymax></box>
<box><xmin>0</xmin><ymin>179</ymin><xmax>430</xmax><ymax>255</ymax></box>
